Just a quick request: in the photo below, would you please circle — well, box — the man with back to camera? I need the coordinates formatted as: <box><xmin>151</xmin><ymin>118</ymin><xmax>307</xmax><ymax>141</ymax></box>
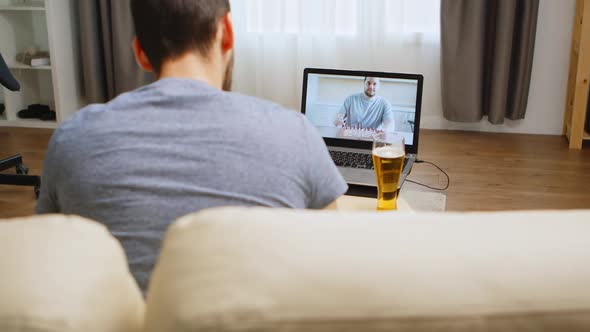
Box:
<box><xmin>335</xmin><ymin>77</ymin><xmax>396</xmax><ymax>132</ymax></box>
<box><xmin>36</xmin><ymin>0</ymin><xmax>347</xmax><ymax>292</ymax></box>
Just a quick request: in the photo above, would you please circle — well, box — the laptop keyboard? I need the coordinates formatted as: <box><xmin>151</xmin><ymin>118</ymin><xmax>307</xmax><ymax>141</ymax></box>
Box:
<box><xmin>330</xmin><ymin>150</ymin><xmax>409</xmax><ymax>170</ymax></box>
<box><xmin>329</xmin><ymin>151</ymin><xmax>375</xmax><ymax>169</ymax></box>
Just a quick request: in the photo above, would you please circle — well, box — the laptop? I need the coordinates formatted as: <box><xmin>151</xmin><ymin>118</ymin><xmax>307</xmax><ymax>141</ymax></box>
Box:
<box><xmin>301</xmin><ymin>68</ymin><xmax>424</xmax><ymax>196</ymax></box>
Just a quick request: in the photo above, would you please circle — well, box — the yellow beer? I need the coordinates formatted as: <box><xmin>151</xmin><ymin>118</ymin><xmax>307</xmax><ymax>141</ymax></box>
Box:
<box><xmin>372</xmin><ymin>135</ymin><xmax>405</xmax><ymax>211</ymax></box>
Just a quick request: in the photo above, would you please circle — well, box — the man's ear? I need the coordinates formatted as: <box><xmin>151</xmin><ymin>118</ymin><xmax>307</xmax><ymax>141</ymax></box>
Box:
<box><xmin>219</xmin><ymin>12</ymin><xmax>234</xmax><ymax>54</ymax></box>
<box><xmin>132</xmin><ymin>37</ymin><xmax>154</xmax><ymax>72</ymax></box>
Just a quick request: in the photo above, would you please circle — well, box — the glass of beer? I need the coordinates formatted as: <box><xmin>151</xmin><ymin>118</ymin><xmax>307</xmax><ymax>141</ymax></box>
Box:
<box><xmin>372</xmin><ymin>133</ymin><xmax>405</xmax><ymax>211</ymax></box>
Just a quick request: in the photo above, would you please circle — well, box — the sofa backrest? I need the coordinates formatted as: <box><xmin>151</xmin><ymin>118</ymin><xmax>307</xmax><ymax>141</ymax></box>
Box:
<box><xmin>0</xmin><ymin>215</ymin><xmax>144</xmax><ymax>332</ymax></box>
<box><xmin>145</xmin><ymin>207</ymin><xmax>590</xmax><ymax>332</ymax></box>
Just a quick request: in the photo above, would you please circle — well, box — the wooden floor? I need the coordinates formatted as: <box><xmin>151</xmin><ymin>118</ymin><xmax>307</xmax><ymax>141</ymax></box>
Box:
<box><xmin>1</xmin><ymin>127</ymin><xmax>589</xmax><ymax>218</ymax></box>
<box><xmin>1</xmin><ymin>128</ymin><xmax>53</xmax><ymax>219</ymax></box>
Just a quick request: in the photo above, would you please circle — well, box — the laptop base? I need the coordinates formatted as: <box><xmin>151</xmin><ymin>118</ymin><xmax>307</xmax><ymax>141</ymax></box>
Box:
<box><xmin>346</xmin><ymin>184</ymin><xmax>402</xmax><ymax>199</ymax></box>
<box><xmin>346</xmin><ymin>184</ymin><xmax>377</xmax><ymax>198</ymax></box>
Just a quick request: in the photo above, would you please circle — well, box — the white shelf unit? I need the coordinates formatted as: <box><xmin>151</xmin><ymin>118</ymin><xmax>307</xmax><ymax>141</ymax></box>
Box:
<box><xmin>0</xmin><ymin>0</ymin><xmax>83</xmax><ymax>128</ymax></box>
<box><xmin>0</xmin><ymin>5</ymin><xmax>45</xmax><ymax>11</ymax></box>
<box><xmin>9</xmin><ymin>64</ymin><xmax>51</xmax><ymax>70</ymax></box>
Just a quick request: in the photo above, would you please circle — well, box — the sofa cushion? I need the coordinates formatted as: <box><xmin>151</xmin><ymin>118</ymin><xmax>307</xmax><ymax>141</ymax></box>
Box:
<box><xmin>146</xmin><ymin>208</ymin><xmax>590</xmax><ymax>332</ymax></box>
<box><xmin>0</xmin><ymin>215</ymin><xmax>144</xmax><ymax>332</ymax></box>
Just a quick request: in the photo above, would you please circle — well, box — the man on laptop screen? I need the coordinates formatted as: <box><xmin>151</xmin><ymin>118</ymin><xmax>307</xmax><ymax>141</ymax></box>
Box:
<box><xmin>303</xmin><ymin>70</ymin><xmax>419</xmax><ymax>146</ymax></box>
<box><xmin>301</xmin><ymin>68</ymin><xmax>423</xmax><ymax>191</ymax></box>
<box><xmin>334</xmin><ymin>77</ymin><xmax>396</xmax><ymax>133</ymax></box>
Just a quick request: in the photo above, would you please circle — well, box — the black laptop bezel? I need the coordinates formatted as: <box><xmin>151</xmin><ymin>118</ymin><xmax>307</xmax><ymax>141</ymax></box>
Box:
<box><xmin>301</xmin><ymin>68</ymin><xmax>423</xmax><ymax>155</ymax></box>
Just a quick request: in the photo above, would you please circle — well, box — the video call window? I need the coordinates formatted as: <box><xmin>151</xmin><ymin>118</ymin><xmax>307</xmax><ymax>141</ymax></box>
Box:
<box><xmin>304</xmin><ymin>74</ymin><xmax>418</xmax><ymax>145</ymax></box>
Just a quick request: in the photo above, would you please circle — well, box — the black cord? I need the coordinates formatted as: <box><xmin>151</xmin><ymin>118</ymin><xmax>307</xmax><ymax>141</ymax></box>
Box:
<box><xmin>405</xmin><ymin>159</ymin><xmax>450</xmax><ymax>191</ymax></box>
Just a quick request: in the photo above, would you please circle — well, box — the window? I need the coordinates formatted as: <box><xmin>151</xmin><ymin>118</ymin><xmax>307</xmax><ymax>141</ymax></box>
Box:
<box><xmin>230</xmin><ymin>0</ymin><xmax>441</xmax><ymax>114</ymax></box>
<box><xmin>237</xmin><ymin>0</ymin><xmax>440</xmax><ymax>37</ymax></box>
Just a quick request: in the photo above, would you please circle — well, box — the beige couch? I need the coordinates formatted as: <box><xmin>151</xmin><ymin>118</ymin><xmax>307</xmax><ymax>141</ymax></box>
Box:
<box><xmin>0</xmin><ymin>215</ymin><xmax>144</xmax><ymax>332</ymax></box>
<box><xmin>2</xmin><ymin>209</ymin><xmax>590</xmax><ymax>331</ymax></box>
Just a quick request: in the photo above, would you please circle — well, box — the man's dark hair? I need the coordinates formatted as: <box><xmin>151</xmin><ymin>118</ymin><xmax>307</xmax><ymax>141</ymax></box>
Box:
<box><xmin>130</xmin><ymin>0</ymin><xmax>231</xmax><ymax>73</ymax></box>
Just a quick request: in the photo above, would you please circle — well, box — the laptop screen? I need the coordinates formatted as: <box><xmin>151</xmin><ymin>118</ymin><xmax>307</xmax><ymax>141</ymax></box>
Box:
<box><xmin>301</xmin><ymin>68</ymin><xmax>423</xmax><ymax>154</ymax></box>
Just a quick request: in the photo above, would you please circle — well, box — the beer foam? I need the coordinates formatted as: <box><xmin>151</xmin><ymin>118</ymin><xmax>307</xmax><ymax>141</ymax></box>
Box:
<box><xmin>373</xmin><ymin>146</ymin><xmax>404</xmax><ymax>158</ymax></box>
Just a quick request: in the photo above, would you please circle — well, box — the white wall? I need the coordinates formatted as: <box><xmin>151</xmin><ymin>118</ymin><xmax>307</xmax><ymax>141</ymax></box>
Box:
<box><xmin>421</xmin><ymin>0</ymin><xmax>575</xmax><ymax>135</ymax></box>
<box><xmin>313</xmin><ymin>76</ymin><xmax>417</xmax><ymax>107</ymax></box>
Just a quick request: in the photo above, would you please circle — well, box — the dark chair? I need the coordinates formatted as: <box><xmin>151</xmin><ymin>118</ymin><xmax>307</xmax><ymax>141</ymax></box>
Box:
<box><xmin>0</xmin><ymin>52</ymin><xmax>41</xmax><ymax>198</ymax></box>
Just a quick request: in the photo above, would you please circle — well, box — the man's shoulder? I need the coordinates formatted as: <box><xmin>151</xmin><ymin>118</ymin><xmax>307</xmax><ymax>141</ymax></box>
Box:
<box><xmin>347</xmin><ymin>93</ymin><xmax>364</xmax><ymax>101</ymax></box>
<box><xmin>224</xmin><ymin>91</ymin><xmax>296</xmax><ymax>115</ymax></box>
<box><xmin>57</xmin><ymin>89</ymin><xmax>304</xmax><ymax>138</ymax></box>
<box><xmin>223</xmin><ymin>92</ymin><xmax>308</xmax><ymax>128</ymax></box>
<box><xmin>375</xmin><ymin>95</ymin><xmax>392</xmax><ymax>104</ymax></box>
<box><xmin>221</xmin><ymin>93</ymin><xmax>314</xmax><ymax>142</ymax></box>
<box><xmin>371</xmin><ymin>96</ymin><xmax>392</xmax><ymax>109</ymax></box>
<box><xmin>52</xmin><ymin>103</ymin><xmax>105</xmax><ymax>143</ymax></box>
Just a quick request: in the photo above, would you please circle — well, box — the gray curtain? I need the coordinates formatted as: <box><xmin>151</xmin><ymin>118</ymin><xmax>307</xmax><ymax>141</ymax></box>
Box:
<box><xmin>440</xmin><ymin>0</ymin><xmax>539</xmax><ymax>124</ymax></box>
<box><xmin>77</xmin><ymin>0</ymin><xmax>153</xmax><ymax>104</ymax></box>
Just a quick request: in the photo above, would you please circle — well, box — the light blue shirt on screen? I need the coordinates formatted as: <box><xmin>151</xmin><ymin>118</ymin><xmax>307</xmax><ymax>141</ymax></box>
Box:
<box><xmin>338</xmin><ymin>93</ymin><xmax>395</xmax><ymax>130</ymax></box>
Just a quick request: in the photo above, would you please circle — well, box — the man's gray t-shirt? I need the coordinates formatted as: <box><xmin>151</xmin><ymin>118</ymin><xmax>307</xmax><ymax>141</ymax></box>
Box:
<box><xmin>36</xmin><ymin>78</ymin><xmax>347</xmax><ymax>291</ymax></box>
<box><xmin>338</xmin><ymin>93</ymin><xmax>395</xmax><ymax>130</ymax></box>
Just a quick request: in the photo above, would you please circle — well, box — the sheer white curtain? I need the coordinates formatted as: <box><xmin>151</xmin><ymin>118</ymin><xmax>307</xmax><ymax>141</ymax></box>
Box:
<box><xmin>231</xmin><ymin>0</ymin><xmax>441</xmax><ymax>113</ymax></box>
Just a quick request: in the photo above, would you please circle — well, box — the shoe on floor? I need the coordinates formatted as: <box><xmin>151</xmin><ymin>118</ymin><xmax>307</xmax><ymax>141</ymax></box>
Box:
<box><xmin>17</xmin><ymin>104</ymin><xmax>51</xmax><ymax>119</ymax></box>
<box><xmin>18</xmin><ymin>108</ymin><xmax>44</xmax><ymax>119</ymax></box>
<box><xmin>40</xmin><ymin>110</ymin><xmax>56</xmax><ymax>121</ymax></box>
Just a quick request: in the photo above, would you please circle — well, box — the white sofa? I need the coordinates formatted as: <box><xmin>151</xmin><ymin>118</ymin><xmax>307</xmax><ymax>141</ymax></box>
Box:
<box><xmin>1</xmin><ymin>209</ymin><xmax>590</xmax><ymax>331</ymax></box>
<box><xmin>0</xmin><ymin>215</ymin><xmax>144</xmax><ymax>332</ymax></box>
